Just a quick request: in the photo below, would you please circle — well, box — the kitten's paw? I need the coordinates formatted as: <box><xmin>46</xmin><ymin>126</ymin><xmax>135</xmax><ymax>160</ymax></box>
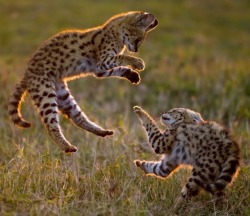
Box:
<box><xmin>133</xmin><ymin>106</ymin><xmax>143</xmax><ymax>113</ymax></box>
<box><xmin>134</xmin><ymin>160</ymin><xmax>147</xmax><ymax>174</ymax></box>
<box><xmin>126</xmin><ymin>71</ymin><xmax>141</xmax><ymax>84</ymax></box>
<box><xmin>121</xmin><ymin>68</ymin><xmax>141</xmax><ymax>84</ymax></box>
<box><xmin>65</xmin><ymin>145</ymin><xmax>78</xmax><ymax>153</ymax></box>
<box><xmin>133</xmin><ymin>106</ymin><xmax>147</xmax><ymax>120</ymax></box>
<box><xmin>134</xmin><ymin>160</ymin><xmax>142</xmax><ymax>167</ymax></box>
<box><xmin>98</xmin><ymin>130</ymin><xmax>114</xmax><ymax>137</ymax></box>
<box><xmin>131</xmin><ymin>58</ymin><xmax>145</xmax><ymax>71</ymax></box>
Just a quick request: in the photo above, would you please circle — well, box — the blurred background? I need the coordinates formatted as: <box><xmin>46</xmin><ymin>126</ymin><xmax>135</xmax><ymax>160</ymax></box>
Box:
<box><xmin>0</xmin><ymin>0</ymin><xmax>249</xmax><ymax>215</ymax></box>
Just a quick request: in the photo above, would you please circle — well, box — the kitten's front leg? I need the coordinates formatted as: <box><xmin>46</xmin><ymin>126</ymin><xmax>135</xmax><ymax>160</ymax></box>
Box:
<box><xmin>134</xmin><ymin>106</ymin><xmax>175</xmax><ymax>154</ymax></box>
<box><xmin>96</xmin><ymin>54</ymin><xmax>145</xmax><ymax>84</ymax></box>
<box><xmin>96</xmin><ymin>66</ymin><xmax>141</xmax><ymax>84</ymax></box>
<box><xmin>134</xmin><ymin>155</ymin><xmax>178</xmax><ymax>178</ymax></box>
<box><xmin>133</xmin><ymin>106</ymin><xmax>154</xmax><ymax>125</ymax></box>
<box><xmin>114</xmin><ymin>55</ymin><xmax>145</xmax><ymax>72</ymax></box>
<box><xmin>134</xmin><ymin>106</ymin><xmax>167</xmax><ymax>154</ymax></box>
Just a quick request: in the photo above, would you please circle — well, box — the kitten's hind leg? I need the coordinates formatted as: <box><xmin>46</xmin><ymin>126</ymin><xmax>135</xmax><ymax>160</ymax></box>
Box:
<box><xmin>56</xmin><ymin>82</ymin><xmax>113</xmax><ymax>137</ymax></box>
<box><xmin>28</xmin><ymin>81</ymin><xmax>77</xmax><ymax>153</ymax></box>
<box><xmin>174</xmin><ymin>167</ymin><xmax>202</xmax><ymax>212</ymax></box>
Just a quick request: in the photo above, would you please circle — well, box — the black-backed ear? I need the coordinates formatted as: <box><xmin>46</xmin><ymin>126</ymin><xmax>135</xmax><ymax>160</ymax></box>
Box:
<box><xmin>133</xmin><ymin>13</ymin><xmax>156</xmax><ymax>29</ymax></box>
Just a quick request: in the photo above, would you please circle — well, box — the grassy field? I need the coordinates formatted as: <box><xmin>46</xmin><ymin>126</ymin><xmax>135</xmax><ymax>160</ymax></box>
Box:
<box><xmin>0</xmin><ymin>0</ymin><xmax>250</xmax><ymax>215</ymax></box>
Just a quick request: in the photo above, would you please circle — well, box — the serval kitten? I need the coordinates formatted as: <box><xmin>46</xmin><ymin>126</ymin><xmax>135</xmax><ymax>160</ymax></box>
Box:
<box><xmin>8</xmin><ymin>12</ymin><xmax>158</xmax><ymax>153</ymax></box>
<box><xmin>133</xmin><ymin>106</ymin><xmax>240</xmax><ymax>209</ymax></box>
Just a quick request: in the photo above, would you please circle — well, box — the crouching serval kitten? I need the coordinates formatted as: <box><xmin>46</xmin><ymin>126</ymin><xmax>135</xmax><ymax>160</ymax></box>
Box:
<box><xmin>8</xmin><ymin>12</ymin><xmax>158</xmax><ymax>153</ymax></box>
<box><xmin>133</xmin><ymin>106</ymin><xmax>240</xmax><ymax>210</ymax></box>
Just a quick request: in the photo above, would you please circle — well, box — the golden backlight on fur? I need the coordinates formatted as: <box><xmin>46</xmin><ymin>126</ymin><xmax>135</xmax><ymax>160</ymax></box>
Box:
<box><xmin>134</xmin><ymin>106</ymin><xmax>240</xmax><ymax>211</ymax></box>
<box><xmin>8</xmin><ymin>12</ymin><xmax>158</xmax><ymax>153</ymax></box>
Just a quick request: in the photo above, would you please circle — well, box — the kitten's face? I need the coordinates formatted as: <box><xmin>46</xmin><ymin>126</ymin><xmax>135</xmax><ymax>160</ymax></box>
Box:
<box><xmin>161</xmin><ymin>108</ymin><xmax>204</xmax><ymax>127</ymax></box>
<box><xmin>122</xmin><ymin>12</ymin><xmax>158</xmax><ymax>52</ymax></box>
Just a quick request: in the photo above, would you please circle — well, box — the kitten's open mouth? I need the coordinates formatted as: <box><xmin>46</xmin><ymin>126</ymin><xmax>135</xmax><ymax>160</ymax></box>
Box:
<box><xmin>146</xmin><ymin>19</ymin><xmax>158</xmax><ymax>31</ymax></box>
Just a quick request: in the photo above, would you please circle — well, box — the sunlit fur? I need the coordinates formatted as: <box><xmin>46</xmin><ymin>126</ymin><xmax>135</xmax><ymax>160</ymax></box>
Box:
<box><xmin>8</xmin><ymin>12</ymin><xmax>158</xmax><ymax>153</ymax></box>
<box><xmin>134</xmin><ymin>106</ymin><xmax>240</xmax><ymax>210</ymax></box>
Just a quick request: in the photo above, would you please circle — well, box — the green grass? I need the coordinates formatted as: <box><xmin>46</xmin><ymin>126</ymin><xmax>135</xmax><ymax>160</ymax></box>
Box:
<box><xmin>0</xmin><ymin>0</ymin><xmax>250</xmax><ymax>215</ymax></box>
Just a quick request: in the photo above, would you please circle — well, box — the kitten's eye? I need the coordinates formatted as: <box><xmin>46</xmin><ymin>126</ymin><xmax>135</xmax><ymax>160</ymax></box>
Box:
<box><xmin>162</xmin><ymin>116</ymin><xmax>171</xmax><ymax>121</ymax></box>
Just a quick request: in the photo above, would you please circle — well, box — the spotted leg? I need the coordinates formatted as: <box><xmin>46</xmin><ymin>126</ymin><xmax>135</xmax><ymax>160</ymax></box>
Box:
<box><xmin>28</xmin><ymin>79</ymin><xmax>77</xmax><ymax>153</ymax></box>
<box><xmin>95</xmin><ymin>66</ymin><xmax>141</xmax><ymax>84</ymax></box>
<box><xmin>134</xmin><ymin>155</ymin><xmax>178</xmax><ymax>178</ymax></box>
<box><xmin>133</xmin><ymin>106</ymin><xmax>175</xmax><ymax>154</ymax></box>
<box><xmin>99</xmin><ymin>54</ymin><xmax>145</xmax><ymax>71</ymax></box>
<box><xmin>174</xmin><ymin>167</ymin><xmax>202</xmax><ymax>211</ymax></box>
<box><xmin>95</xmin><ymin>53</ymin><xmax>145</xmax><ymax>84</ymax></box>
<box><xmin>56</xmin><ymin>81</ymin><xmax>113</xmax><ymax>137</ymax></box>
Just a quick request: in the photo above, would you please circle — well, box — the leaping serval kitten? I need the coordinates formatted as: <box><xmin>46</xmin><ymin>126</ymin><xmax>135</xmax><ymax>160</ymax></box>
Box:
<box><xmin>8</xmin><ymin>12</ymin><xmax>158</xmax><ymax>153</ymax></box>
<box><xmin>133</xmin><ymin>106</ymin><xmax>240</xmax><ymax>210</ymax></box>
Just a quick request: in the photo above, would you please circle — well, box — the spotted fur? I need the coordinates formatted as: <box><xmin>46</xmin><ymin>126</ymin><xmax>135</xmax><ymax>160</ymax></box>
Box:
<box><xmin>8</xmin><ymin>12</ymin><xmax>158</xmax><ymax>153</ymax></box>
<box><xmin>133</xmin><ymin>106</ymin><xmax>240</xmax><ymax>209</ymax></box>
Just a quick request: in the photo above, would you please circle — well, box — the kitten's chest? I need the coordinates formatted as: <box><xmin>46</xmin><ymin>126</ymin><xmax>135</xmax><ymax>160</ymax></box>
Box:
<box><xmin>75</xmin><ymin>58</ymin><xmax>96</xmax><ymax>71</ymax></box>
<box><xmin>174</xmin><ymin>133</ymin><xmax>198</xmax><ymax>165</ymax></box>
<box><xmin>64</xmin><ymin>57</ymin><xmax>96</xmax><ymax>78</ymax></box>
<box><xmin>177</xmin><ymin>145</ymin><xmax>195</xmax><ymax>165</ymax></box>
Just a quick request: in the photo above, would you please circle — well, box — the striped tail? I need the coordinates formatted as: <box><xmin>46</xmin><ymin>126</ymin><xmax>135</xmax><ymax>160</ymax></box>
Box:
<box><xmin>204</xmin><ymin>157</ymin><xmax>240</xmax><ymax>194</ymax></box>
<box><xmin>8</xmin><ymin>81</ymin><xmax>31</xmax><ymax>128</ymax></box>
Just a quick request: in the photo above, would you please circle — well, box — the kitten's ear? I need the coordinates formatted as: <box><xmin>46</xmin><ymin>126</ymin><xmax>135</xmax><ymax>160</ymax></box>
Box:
<box><xmin>191</xmin><ymin>111</ymin><xmax>204</xmax><ymax>123</ymax></box>
<box><xmin>133</xmin><ymin>13</ymin><xmax>156</xmax><ymax>29</ymax></box>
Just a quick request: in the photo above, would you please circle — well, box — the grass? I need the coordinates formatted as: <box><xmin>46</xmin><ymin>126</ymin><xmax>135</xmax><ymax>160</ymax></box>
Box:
<box><xmin>0</xmin><ymin>0</ymin><xmax>250</xmax><ymax>215</ymax></box>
